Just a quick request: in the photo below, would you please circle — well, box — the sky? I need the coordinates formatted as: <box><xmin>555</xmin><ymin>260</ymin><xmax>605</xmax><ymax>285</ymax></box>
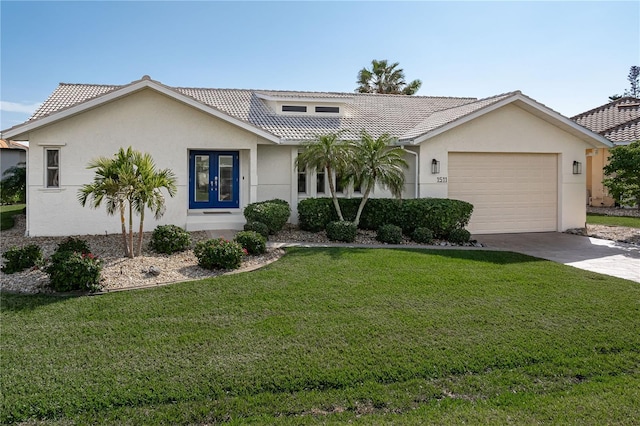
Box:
<box><xmin>1</xmin><ymin>1</ymin><xmax>639</xmax><ymax>131</ymax></box>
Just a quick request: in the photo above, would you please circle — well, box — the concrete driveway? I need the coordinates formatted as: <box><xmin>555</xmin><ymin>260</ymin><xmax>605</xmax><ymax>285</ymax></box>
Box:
<box><xmin>475</xmin><ymin>232</ymin><xmax>640</xmax><ymax>283</ymax></box>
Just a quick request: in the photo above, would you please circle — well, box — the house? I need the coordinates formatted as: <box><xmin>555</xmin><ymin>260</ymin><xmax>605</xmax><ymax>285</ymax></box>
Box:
<box><xmin>571</xmin><ymin>97</ymin><xmax>640</xmax><ymax>207</ymax></box>
<box><xmin>0</xmin><ymin>75</ymin><xmax>611</xmax><ymax>237</ymax></box>
<box><xmin>0</xmin><ymin>139</ymin><xmax>27</xmax><ymax>178</ymax></box>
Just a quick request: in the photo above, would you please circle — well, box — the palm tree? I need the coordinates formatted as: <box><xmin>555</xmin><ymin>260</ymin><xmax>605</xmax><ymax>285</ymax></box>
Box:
<box><xmin>348</xmin><ymin>131</ymin><xmax>408</xmax><ymax>226</ymax></box>
<box><xmin>356</xmin><ymin>59</ymin><xmax>422</xmax><ymax>95</ymax></box>
<box><xmin>78</xmin><ymin>147</ymin><xmax>176</xmax><ymax>258</ymax></box>
<box><xmin>131</xmin><ymin>151</ymin><xmax>177</xmax><ymax>256</ymax></box>
<box><xmin>296</xmin><ymin>132</ymin><xmax>350</xmax><ymax>221</ymax></box>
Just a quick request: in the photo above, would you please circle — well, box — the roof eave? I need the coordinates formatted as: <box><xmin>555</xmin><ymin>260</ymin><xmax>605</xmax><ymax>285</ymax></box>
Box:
<box><xmin>1</xmin><ymin>79</ymin><xmax>282</xmax><ymax>144</ymax></box>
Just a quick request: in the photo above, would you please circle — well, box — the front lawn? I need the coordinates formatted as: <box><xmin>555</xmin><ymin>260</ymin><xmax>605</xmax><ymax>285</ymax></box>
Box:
<box><xmin>0</xmin><ymin>203</ymin><xmax>25</xmax><ymax>230</ymax></box>
<box><xmin>2</xmin><ymin>248</ymin><xmax>639</xmax><ymax>424</ymax></box>
<box><xmin>587</xmin><ymin>213</ymin><xmax>640</xmax><ymax>228</ymax></box>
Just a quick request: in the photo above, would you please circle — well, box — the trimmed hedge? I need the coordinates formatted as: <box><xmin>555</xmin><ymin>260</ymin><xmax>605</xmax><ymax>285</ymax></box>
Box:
<box><xmin>243</xmin><ymin>221</ymin><xmax>269</xmax><ymax>239</ymax></box>
<box><xmin>298</xmin><ymin>197</ymin><xmax>473</xmax><ymax>238</ymax></box>
<box><xmin>376</xmin><ymin>224</ymin><xmax>403</xmax><ymax>244</ymax></box>
<box><xmin>234</xmin><ymin>231</ymin><xmax>267</xmax><ymax>255</ymax></box>
<box><xmin>326</xmin><ymin>221</ymin><xmax>357</xmax><ymax>243</ymax></box>
<box><xmin>150</xmin><ymin>225</ymin><xmax>191</xmax><ymax>254</ymax></box>
<box><xmin>244</xmin><ymin>199</ymin><xmax>291</xmax><ymax>234</ymax></box>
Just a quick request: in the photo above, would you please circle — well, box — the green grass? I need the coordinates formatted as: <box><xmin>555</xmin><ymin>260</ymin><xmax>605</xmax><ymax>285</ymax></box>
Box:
<box><xmin>587</xmin><ymin>213</ymin><xmax>640</xmax><ymax>228</ymax></box>
<box><xmin>0</xmin><ymin>203</ymin><xmax>25</xmax><ymax>230</ymax></box>
<box><xmin>2</xmin><ymin>248</ymin><xmax>639</xmax><ymax>424</ymax></box>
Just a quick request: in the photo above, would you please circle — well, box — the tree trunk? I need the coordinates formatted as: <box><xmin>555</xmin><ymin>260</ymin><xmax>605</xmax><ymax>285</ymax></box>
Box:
<box><xmin>326</xmin><ymin>166</ymin><xmax>344</xmax><ymax>221</ymax></box>
<box><xmin>354</xmin><ymin>184</ymin><xmax>373</xmax><ymax>227</ymax></box>
<box><xmin>119</xmin><ymin>201</ymin><xmax>130</xmax><ymax>258</ymax></box>
<box><xmin>128</xmin><ymin>201</ymin><xmax>134</xmax><ymax>258</ymax></box>
<box><xmin>137</xmin><ymin>208</ymin><xmax>145</xmax><ymax>257</ymax></box>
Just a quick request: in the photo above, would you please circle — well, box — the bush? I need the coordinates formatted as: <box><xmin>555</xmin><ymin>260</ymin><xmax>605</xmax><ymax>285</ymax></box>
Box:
<box><xmin>45</xmin><ymin>251</ymin><xmax>102</xmax><ymax>292</ymax></box>
<box><xmin>1</xmin><ymin>244</ymin><xmax>42</xmax><ymax>274</ymax></box>
<box><xmin>194</xmin><ymin>238</ymin><xmax>244</xmax><ymax>270</ymax></box>
<box><xmin>244</xmin><ymin>199</ymin><xmax>291</xmax><ymax>234</ymax></box>
<box><xmin>326</xmin><ymin>221</ymin><xmax>357</xmax><ymax>243</ymax></box>
<box><xmin>244</xmin><ymin>221</ymin><xmax>269</xmax><ymax>239</ymax></box>
<box><xmin>412</xmin><ymin>227</ymin><xmax>434</xmax><ymax>244</ymax></box>
<box><xmin>400</xmin><ymin>198</ymin><xmax>473</xmax><ymax>238</ymax></box>
<box><xmin>234</xmin><ymin>231</ymin><xmax>267</xmax><ymax>255</ymax></box>
<box><xmin>376</xmin><ymin>224</ymin><xmax>403</xmax><ymax>244</ymax></box>
<box><xmin>448</xmin><ymin>228</ymin><xmax>471</xmax><ymax>245</ymax></box>
<box><xmin>150</xmin><ymin>225</ymin><xmax>191</xmax><ymax>254</ymax></box>
<box><xmin>56</xmin><ymin>237</ymin><xmax>91</xmax><ymax>255</ymax></box>
<box><xmin>297</xmin><ymin>198</ymin><xmax>337</xmax><ymax>232</ymax></box>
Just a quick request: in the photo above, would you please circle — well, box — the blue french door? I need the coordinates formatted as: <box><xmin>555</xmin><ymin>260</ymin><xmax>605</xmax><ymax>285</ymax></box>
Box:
<box><xmin>189</xmin><ymin>151</ymin><xmax>239</xmax><ymax>209</ymax></box>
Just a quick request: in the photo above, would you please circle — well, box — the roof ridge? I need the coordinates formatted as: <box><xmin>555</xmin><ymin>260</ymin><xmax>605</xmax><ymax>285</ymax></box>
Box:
<box><xmin>570</xmin><ymin>96</ymin><xmax>640</xmax><ymax>120</ymax></box>
<box><xmin>601</xmin><ymin>116</ymin><xmax>640</xmax><ymax>134</ymax></box>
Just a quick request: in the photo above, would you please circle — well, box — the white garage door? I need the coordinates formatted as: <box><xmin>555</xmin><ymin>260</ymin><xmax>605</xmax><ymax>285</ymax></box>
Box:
<box><xmin>448</xmin><ymin>153</ymin><xmax>558</xmax><ymax>234</ymax></box>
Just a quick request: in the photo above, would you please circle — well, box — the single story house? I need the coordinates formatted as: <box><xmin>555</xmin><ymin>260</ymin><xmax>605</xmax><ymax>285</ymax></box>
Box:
<box><xmin>1</xmin><ymin>75</ymin><xmax>611</xmax><ymax>237</ymax></box>
<box><xmin>0</xmin><ymin>139</ymin><xmax>27</xmax><ymax>178</ymax></box>
<box><xmin>571</xmin><ymin>97</ymin><xmax>640</xmax><ymax>207</ymax></box>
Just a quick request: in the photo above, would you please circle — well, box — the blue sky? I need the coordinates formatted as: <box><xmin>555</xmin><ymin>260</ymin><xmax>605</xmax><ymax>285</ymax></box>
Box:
<box><xmin>1</xmin><ymin>1</ymin><xmax>638</xmax><ymax>131</ymax></box>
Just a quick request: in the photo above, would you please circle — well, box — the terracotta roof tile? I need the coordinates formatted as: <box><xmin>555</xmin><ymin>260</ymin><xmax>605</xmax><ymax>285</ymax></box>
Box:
<box><xmin>572</xmin><ymin>97</ymin><xmax>640</xmax><ymax>142</ymax></box>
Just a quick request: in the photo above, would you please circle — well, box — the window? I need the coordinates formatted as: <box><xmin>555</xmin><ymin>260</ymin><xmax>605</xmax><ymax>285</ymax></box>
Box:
<box><xmin>316</xmin><ymin>169</ymin><xmax>326</xmax><ymax>194</ymax></box>
<box><xmin>297</xmin><ymin>164</ymin><xmax>307</xmax><ymax>194</ymax></box>
<box><xmin>45</xmin><ymin>148</ymin><xmax>60</xmax><ymax>188</ymax></box>
<box><xmin>315</xmin><ymin>106</ymin><xmax>340</xmax><ymax>113</ymax></box>
<box><xmin>335</xmin><ymin>173</ymin><xmax>345</xmax><ymax>193</ymax></box>
<box><xmin>282</xmin><ymin>105</ymin><xmax>307</xmax><ymax>113</ymax></box>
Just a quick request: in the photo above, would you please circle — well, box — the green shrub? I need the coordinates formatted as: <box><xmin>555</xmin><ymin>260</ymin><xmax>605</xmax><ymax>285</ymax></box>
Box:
<box><xmin>45</xmin><ymin>251</ymin><xmax>102</xmax><ymax>292</ymax></box>
<box><xmin>297</xmin><ymin>198</ymin><xmax>337</xmax><ymax>232</ymax></box>
<box><xmin>194</xmin><ymin>238</ymin><xmax>244</xmax><ymax>270</ymax></box>
<box><xmin>234</xmin><ymin>231</ymin><xmax>267</xmax><ymax>255</ymax></box>
<box><xmin>1</xmin><ymin>244</ymin><xmax>42</xmax><ymax>274</ymax></box>
<box><xmin>376</xmin><ymin>224</ymin><xmax>403</xmax><ymax>244</ymax></box>
<box><xmin>243</xmin><ymin>221</ymin><xmax>269</xmax><ymax>239</ymax></box>
<box><xmin>150</xmin><ymin>225</ymin><xmax>191</xmax><ymax>254</ymax></box>
<box><xmin>357</xmin><ymin>198</ymin><xmax>403</xmax><ymax>230</ymax></box>
<box><xmin>412</xmin><ymin>227</ymin><xmax>434</xmax><ymax>244</ymax></box>
<box><xmin>56</xmin><ymin>237</ymin><xmax>91</xmax><ymax>255</ymax></box>
<box><xmin>326</xmin><ymin>221</ymin><xmax>357</xmax><ymax>243</ymax></box>
<box><xmin>400</xmin><ymin>198</ymin><xmax>473</xmax><ymax>238</ymax></box>
<box><xmin>244</xmin><ymin>199</ymin><xmax>291</xmax><ymax>234</ymax></box>
<box><xmin>448</xmin><ymin>228</ymin><xmax>471</xmax><ymax>245</ymax></box>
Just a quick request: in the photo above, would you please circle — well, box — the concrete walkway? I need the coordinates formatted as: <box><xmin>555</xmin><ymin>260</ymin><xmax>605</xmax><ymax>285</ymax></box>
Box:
<box><xmin>208</xmin><ymin>229</ymin><xmax>640</xmax><ymax>283</ymax></box>
<box><xmin>475</xmin><ymin>232</ymin><xmax>640</xmax><ymax>283</ymax></box>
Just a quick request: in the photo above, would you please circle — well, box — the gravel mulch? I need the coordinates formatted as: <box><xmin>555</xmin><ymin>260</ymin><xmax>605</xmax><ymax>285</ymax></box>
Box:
<box><xmin>2</xmin><ymin>210</ymin><xmax>639</xmax><ymax>295</ymax></box>
<box><xmin>1</xmin><ymin>215</ymin><xmax>283</xmax><ymax>295</ymax></box>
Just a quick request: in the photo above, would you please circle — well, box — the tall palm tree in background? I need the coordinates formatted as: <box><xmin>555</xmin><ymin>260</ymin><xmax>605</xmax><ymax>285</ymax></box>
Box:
<box><xmin>356</xmin><ymin>59</ymin><xmax>422</xmax><ymax>95</ymax></box>
<box><xmin>295</xmin><ymin>132</ymin><xmax>350</xmax><ymax>221</ymax></box>
<box><xmin>348</xmin><ymin>131</ymin><xmax>408</xmax><ymax>226</ymax></box>
<box><xmin>132</xmin><ymin>152</ymin><xmax>177</xmax><ymax>256</ymax></box>
<box><xmin>78</xmin><ymin>147</ymin><xmax>176</xmax><ymax>258</ymax></box>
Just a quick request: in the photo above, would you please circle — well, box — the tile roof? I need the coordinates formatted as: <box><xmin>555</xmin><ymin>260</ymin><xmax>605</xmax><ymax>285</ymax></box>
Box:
<box><xmin>571</xmin><ymin>97</ymin><xmax>640</xmax><ymax>143</ymax></box>
<box><xmin>23</xmin><ymin>77</ymin><xmax>525</xmax><ymax>143</ymax></box>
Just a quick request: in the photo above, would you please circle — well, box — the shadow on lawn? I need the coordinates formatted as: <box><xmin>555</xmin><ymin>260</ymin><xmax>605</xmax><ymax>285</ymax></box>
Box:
<box><xmin>284</xmin><ymin>246</ymin><xmax>547</xmax><ymax>265</ymax></box>
<box><xmin>0</xmin><ymin>292</ymin><xmax>79</xmax><ymax>312</ymax></box>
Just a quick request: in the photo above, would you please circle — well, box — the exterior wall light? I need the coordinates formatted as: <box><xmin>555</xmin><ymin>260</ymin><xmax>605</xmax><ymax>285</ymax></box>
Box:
<box><xmin>431</xmin><ymin>159</ymin><xmax>440</xmax><ymax>174</ymax></box>
<box><xmin>573</xmin><ymin>161</ymin><xmax>582</xmax><ymax>175</ymax></box>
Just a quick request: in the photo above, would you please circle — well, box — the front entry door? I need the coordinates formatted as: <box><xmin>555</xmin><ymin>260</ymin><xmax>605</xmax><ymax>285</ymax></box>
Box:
<box><xmin>189</xmin><ymin>151</ymin><xmax>239</xmax><ymax>209</ymax></box>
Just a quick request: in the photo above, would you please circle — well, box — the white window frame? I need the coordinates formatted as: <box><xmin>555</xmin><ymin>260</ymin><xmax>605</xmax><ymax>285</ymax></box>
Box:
<box><xmin>45</xmin><ymin>148</ymin><xmax>60</xmax><ymax>188</ymax></box>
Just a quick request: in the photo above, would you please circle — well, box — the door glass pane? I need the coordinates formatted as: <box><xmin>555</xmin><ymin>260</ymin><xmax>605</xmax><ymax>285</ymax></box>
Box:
<box><xmin>218</xmin><ymin>155</ymin><xmax>233</xmax><ymax>202</ymax></box>
<box><xmin>195</xmin><ymin>155</ymin><xmax>209</xmax><ymax>202</ymax></box>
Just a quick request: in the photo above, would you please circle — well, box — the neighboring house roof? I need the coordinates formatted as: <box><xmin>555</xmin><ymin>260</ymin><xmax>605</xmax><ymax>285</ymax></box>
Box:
<box><xmin>0</xmin><ymin>139</ymin><xmax>27</xmax><ymax>150</ymax></box>
<box><xmin>1</xmin><ymin>75</ymin><xmax>611</xmax><ymax>148</ymax></box>
<box><xmin>571</xmin><ymin>97</ymin><xmax>640</xmax><ymax>144</ymax></box>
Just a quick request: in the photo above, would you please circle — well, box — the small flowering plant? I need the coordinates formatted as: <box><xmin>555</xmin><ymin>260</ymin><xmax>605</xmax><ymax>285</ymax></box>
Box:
<box><xmin>193</xmin><ymin>238</ymin><xmax>244</xmax><ymax>270</ymax></box>
<box><xmin>45</xmin><ymin>250</ymin><xmax>103</xmax><ymax>292</ymax></box>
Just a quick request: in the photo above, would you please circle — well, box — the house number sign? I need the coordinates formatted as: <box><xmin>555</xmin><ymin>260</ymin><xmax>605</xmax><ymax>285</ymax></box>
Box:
<box><xmin>437</xmin><ymin>177</ymin><xmax>448</xmax><ymax>183</ymax></box>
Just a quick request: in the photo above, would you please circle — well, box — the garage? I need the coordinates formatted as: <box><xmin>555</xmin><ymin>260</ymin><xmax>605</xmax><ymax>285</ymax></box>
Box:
<box><xmin>448</xmin><ymin>152</ymin><xmax>558</xmax><ymax>234</ymax></box>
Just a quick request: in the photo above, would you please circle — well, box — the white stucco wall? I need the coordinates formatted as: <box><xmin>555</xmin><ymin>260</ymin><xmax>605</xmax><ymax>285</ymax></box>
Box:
<box><xmin>25</xmin><ymin>88</ymin><xmax>271</xmax><ymax>236</ymax></box>
<box><xmin>415</xmin><ymin>103</ymin><xmax>590</xmax><ymax>231</ymax></box>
